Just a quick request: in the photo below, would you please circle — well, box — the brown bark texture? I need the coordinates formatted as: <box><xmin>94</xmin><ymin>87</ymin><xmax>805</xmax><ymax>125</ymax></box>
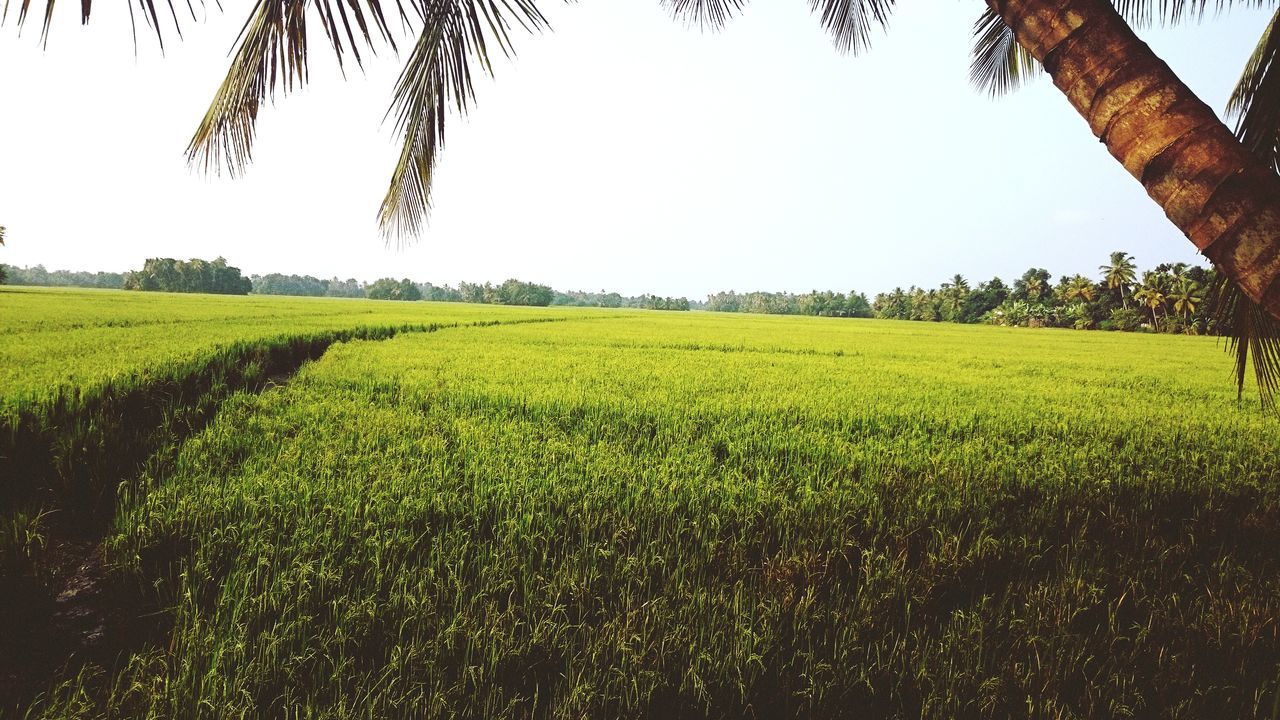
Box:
<box><xmin>992</xmin><ymin>0</ymin><xmax>1280</xmax><ymax>322</ymax></box>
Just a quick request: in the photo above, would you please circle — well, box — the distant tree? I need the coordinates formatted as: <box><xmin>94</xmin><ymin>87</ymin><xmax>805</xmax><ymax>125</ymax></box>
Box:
<box><xmin>1167</xmin><ymin>278</ymin><xmax>1204</xmax><ymax>328</ymax></box>
<box><xmin>1100</xmin><ymin>252</ymin><xmax>1137</xmax><ymax>309</ymax></box>
<box><xmin>1060</xmin><ymin>274</ymin><xmax>1097</xmax><ymax>304</ymax></box>
<box><xmin>252</xmin><ymin>273</ymin><xmax>330</xmax><ymax>297</ymax></box>
<box><xmin>366</xmin><ymin>278</ymin><xmax>422</xmax><ymax>301</ymax></box>
<box><xmin>873</xmin><ymin>288</ymin><xmax>910</xmax><ymax>320</ymax></box>
<box><xmin>458</xmin><ymin>281</ymin><xmax>487</xmax><ymax>304</ymax></box>
<box><xmin>1134</xmin><ymin>273</ymin><xmax>1168</xmax><ymax>332</ymax></box>
<box><xmin>124</xmin><ymin>257</ymin><xmax>251</xmax><ymax>295</ymax></box>
<box><xmin>417</xmin><ymin>282</ymin><xmax>463</xmax><ymax>302</ymax></box>
<box><xmin>1013</xmin><ymin>268</ymin><xmax>1052</xmax><ymax>303</ymax></box>
<box><xmin>941</xmin><ymin>274</ymin><xmax>970</xmax><ymax>322</ymax></box>
<box><xmin>964</xmin><ymin>278</ymin><xmax>1008</xmax><ymax>322</ymax></box>
<box><xmin>493</xmin><ymin>279</ymin><xmax>553</xmax><ymax>307</ymax></box>
<box><xmin>325</xmin><ymin>278</ymin><xmax>365</xmax><ymax>298</ymax></box>
<box><xmin>3</xmin><ymin>265</ymin><xmax>126</xmax><ymax>288</ymax></box>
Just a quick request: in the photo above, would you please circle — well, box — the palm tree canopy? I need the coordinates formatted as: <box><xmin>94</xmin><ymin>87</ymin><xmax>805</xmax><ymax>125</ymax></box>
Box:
<box><xmin>1100</xmin><ymin>251</ymin><xmax>1138</xmax><ymax>289</ymax></box>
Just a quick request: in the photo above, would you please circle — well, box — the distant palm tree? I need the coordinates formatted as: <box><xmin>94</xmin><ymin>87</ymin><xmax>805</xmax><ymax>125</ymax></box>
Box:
<box><xmin>1134</xmin><ymin>279</ymin><xmax>1167</xmax><ymax>333</ymax></box>
<box><xmin>1061</xmin><ymin>274</ymin><xmax>1096</xmax><ymax>304</ymax></box>
<box><xmin>1100</xmin><ymin>252</ymin><xmax>1137</xmax><ymax>309</ymax></box>
<box><xmin>944</xmin><ymin>274</ymin><xmax>969</xmax><ymax>321</ymax></box>
<box><xmin>1024</xmin><ymin>275</ymin><xmax>1045</xmax><ymax>303</ymax></box>
<box><xmin>1167</xmin><ymin>278</ymin><xmax>1203</xmax><ymax>324</ymax></box>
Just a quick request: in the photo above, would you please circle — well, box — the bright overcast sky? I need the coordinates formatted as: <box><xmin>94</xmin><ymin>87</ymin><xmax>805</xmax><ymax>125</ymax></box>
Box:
<box><xmin>0</xmin><ymin>3</ymin><xmax>1274</xmax><ymax>298</ymax></box>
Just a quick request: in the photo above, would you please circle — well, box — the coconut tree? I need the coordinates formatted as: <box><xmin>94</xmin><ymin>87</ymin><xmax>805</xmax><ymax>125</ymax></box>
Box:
<box><xmin>1134</xmin><ymin>273</ymin><xmax>1168</xmax><ymax>332</ymax></box>
<box><xmin>1167</xmin><ymin>277</ymin><xmax>1203</xmax><ymax>324</ymax></box>
<box><xmin>1099</xmin><ymin>252</ymin><xmax>1137</xmax><ymax>309</ymax></box>
<box><xmin>1061</xmin><ymin>274</ymin><xmax>1097</xmax><ymax>304</ymax></box>
<box><xmin>973</xmin><ymin>2</ymin><xmax>1280</xmax><ymax>406</ymax></box>
<box><xmin>943</xmin><ymin>274</ymin><xmax>970</xmax><ymax>321</ymax></box>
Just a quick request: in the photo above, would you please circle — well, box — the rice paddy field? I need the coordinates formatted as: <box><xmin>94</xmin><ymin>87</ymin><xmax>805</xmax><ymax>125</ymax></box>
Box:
<box><xmin>3</xmin><ymin>286</ymin><xmax>1280</xmax><ymax>718</ymax></box>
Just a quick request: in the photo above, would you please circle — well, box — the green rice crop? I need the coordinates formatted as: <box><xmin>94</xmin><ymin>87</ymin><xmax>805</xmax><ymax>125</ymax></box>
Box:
<box><xmin>5</xmin><ymin>290</ymin><xmax>1280</xmax><ymax>718</ymax></box>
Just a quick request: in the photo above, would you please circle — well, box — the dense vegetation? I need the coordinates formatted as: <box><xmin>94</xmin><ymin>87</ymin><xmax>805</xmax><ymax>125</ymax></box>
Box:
<box><xmin>122</xmin><ymin>258</ymin><xmax>252</xmax><ymax>296</ymax></box>
<box><xmin>366</xmin><ymin>278</ymin><xmax>424</xmax><ymax>301</ymax></box>
<box><xmin>2</xmin><ymin>288</ymin><xmax>1278</xmax><ymax>718</ymax></box>
<box><xmin>0</xmin><ymin>265</ymin><xmax>127</xmax><ymax>289</ymax></box>
<box><xmin>3</xmin><ymin>266</ymin><xmax>693</xmax><ymax>310</ymax></box>
<box><xmin>705</xmin><ymin>289</ymin><xmax>873</xmax><ymax>317</ymax></box>
<box><xmin>871</xmin><ymin>253</ymin><xmax>1222</xmax><ymax>334</ymax></box>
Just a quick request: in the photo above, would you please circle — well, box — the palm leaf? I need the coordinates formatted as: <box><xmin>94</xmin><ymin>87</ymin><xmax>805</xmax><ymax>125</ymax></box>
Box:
<box><xmin>1212</xmin><ymin>274</ymin><xmax>1280</xmax><ymax>411</ymax></box>
<box><xmin>0</xmin><ymin>0</ymin><xmax>206</xmax><ymax>49</ymax></box>
<box><xmin>1113</xmin><ymin>0</ymin><xmax>1277</xmax><ymax>27</ymax></box>
<box><xmin>807</xmin><ymin>0</ymin><xmax>895</xmax><ymax>55</ymax></box>
<box><xmin>660</xmin><ymin>0</ymin><xmax>745</xmax><ymax>28</ymax></box>
<box><xmin>1226</xmin><ymin>7</ymin><xmax>1280</xmax><ymax>170</ymax></box>
<box><xmin>186</xmin><ymin>1</ymin><xmax>403</xmax><ymax>177</ymax></box>
<box><xmin>379</xmin><ymin>0</ymin><xmax>549</xmax><ymax>241</ymax></box>
<box><xmin>969</xmin><ymin>8</ymin><xmax>1040</xmax><ymax>97</ymax></box>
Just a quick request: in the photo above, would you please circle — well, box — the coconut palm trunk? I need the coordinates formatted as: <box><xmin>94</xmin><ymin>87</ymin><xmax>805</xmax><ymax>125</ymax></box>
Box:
<box><xmin>991</xmin><ymin>0</ymin><xmax>1280</xmax><ymax>323</ymax></box>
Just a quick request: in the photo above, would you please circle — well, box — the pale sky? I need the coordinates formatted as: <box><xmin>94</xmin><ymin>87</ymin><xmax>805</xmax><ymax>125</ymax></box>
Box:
<box><xmin>0</xmin><ymin>3</ymin><xmax>1274</xmax><ymax>298</ymax></box>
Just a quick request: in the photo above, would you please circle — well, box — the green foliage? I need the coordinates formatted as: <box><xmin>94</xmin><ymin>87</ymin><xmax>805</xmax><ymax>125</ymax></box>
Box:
<box><xmin>1104</xmin><ymin>307</ymin><xmax>1144</xmax><ymax>332</ymax></box>
<box><xmin>2</xmin><ymin>265</ymin><xmax>126</xmax><ymax>289</ymax></box>
<box><xmin>707</xmin><ymin>289</ymin><xmax>872</xmax><ymax>317</ymax></box>
<box><xmin>366</xmin><ymin>278</ymin><xmax>423</xmax><ymax>301</ymax></box>
<box><xmin>551</xmin><ymin>290</ymin><xmax>694</xmax><ymax>311</ymax></box>
<box><xmin>251</xmin><ymin>273</ymin><xmax>334</xmax><ymax>297</ymax></box>
<box><xmin>124</xmin><ymin>258</ymin><xmax>252</xmax><ymax>295</ymax></box>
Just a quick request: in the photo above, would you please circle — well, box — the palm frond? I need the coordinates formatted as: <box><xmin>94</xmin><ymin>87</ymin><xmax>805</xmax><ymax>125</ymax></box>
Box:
<box><xmin>807</xmin><ymin>0</ymin><xmax>894</xmax><ymax>55</ymax></box>
<box><xmin>1112</xmin><ymin>0</ymin><xmax>1276</xmax><ymax>27</ymax></box>
<box><xmin>969</xmin><ymin>8</ymin><xmax>1040</xmax><ymax>97</ymax></box>
<box><xmin>0</xmin><ymin>225</ymin><xmax>6</xmax><ymax>246</ymax></box>
<box><xmin>1226</xmin><ymin>7</ymin><xmax>1280</xmax><ymax>170</ymax></box>
<box><xmin>186</xmin><ymin>0</ymin><xmax>403</xmax><ymax>177</ymax></box>
<box><xmin>659</xmin><ymin>0</ymin><xmax>745</xmax><ymax>28</ymax></box>
<box><xmin>1</xmin><ymin>0</ymin><xmax>208</xmax><ymax>49</ymax></box>
<box><xmin>1212</xmin><ymin>274</ymin><xmax>1280</xmax><ymax>411</ymax></box>
<box><xmin>378</xmin><ymin>0</ymin><xmax>549</xmax><ymax>241</ymax></box>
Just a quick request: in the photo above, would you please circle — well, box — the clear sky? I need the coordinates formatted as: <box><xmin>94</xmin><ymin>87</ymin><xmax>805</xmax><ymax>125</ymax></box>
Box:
<box><xmin>0</xmin><ymin>2</ymin><xmax>1274</xmax><ymax>298</ymax></box>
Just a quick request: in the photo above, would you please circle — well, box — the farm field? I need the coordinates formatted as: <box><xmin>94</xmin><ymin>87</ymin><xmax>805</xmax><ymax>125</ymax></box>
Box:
<box><xmin>3</xmin><ymin>287</ymin><xmax>1280</xmax><ymax>718</ymax></box>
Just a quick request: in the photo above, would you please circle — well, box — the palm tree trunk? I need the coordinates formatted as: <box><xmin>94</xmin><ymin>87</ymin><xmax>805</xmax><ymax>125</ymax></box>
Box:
<box><xmin>991</xmin><ymin>0</ymin><xmax>1280</xmax><ymax>323</ymax></box>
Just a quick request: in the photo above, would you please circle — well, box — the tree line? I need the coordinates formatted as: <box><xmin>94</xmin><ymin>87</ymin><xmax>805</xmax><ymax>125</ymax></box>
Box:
<box><xmin>123</xmin><ymin>258</ymin><xmax>252</xmax><ymax>295</ymax></box>
<box><xmin>251</xmin><ymin>273</ymin><xmax>692</xmax><ymax>309</ymax></box>
<box><xmin>4</xmin><ymin>251</ymin><xmax>1227</xmax><ymax>333</ymax></box>
<box><xmin>1</xmin><ymin>265</ymin><xmax>128</xmax><ymax>289</ymax></box>
<box><xmin>0</xmin><ymin>262</ymin><xmax>693</xmax><ymax>311</ymax></box>
<box><xmin>705</xmin><ymin>290</ymin><xmax>872</xmax><ymax>318</ymax></box>
<box><xmin>870</xmin><ymin>252</ymin><xmax>1223</xmax><ymax>334</ymax></box>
